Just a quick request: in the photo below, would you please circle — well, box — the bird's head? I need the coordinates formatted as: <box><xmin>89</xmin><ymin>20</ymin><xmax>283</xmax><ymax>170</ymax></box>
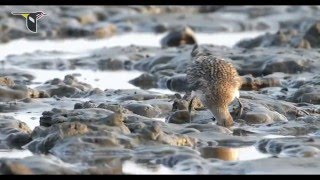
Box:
<box><xmin>211</xmin><ymin>106</ymin><xmax>234</xmax><ymax>127</ymax></box>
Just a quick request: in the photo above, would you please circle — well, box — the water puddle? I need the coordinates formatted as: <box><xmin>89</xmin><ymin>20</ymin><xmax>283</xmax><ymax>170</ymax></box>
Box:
<box><xmin>122</xmin><ymin>145</ymin><xmax>271</xmax><ymax>174</ymax></box>
<box><xmin>5</xmin><ymin>111</ymin><xmax>42</xmax><ymax>130</ymax></box>
<box><xmin>200</xmin><ymin>146</ymin><xmax>270</xmax><ymax>161</ymax></box>
<box><xmin>122</xmin><ymin>161</ymin><xmax>178</xmax><ymax>174</ymax></box>
<box><xmin>121</xmin><ymin>135</ymin><xmax>295</xmax><ymax>174</ymax></box>
<box><xmin>149</xmin><ymin>88</ymin><xmax>176</xmax><ymax>95</ymax></box>
<box><xmin>0</xmin><ymin>31</ymin><xmax>266</xmax><ymax>60</ymax></box>
<box><xmin>28</xmin><ymin>68</ymin><xmax>143</xmax><ymax>90</ymax></box>
<box><xmin>0</xmin><ymin>149</ymin><xmax>33</xmax><ymax>159</ymax></box>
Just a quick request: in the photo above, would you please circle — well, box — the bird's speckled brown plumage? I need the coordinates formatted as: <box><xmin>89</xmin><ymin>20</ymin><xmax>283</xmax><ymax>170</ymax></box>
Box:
<box><xmin>187</xmin><ymin>50</ymin><xmax>242</xmax><ymax>127</ymax></box>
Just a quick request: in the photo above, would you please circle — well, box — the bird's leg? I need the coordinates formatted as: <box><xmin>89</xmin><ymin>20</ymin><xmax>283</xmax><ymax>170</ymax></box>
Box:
<box><xmin>236</xmin><ymin>97</ymin><xmax>243</xmax><ymax>119</ymax></box>
<box><xmin>188</xmin><ymin>96</ymin><xmax>195</xmax><ymax>123</ymax></box>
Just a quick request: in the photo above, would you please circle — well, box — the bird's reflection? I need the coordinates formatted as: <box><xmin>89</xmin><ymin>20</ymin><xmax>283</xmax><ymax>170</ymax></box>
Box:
<box><xmin>200</xmin><ymin>146</ymin><xmax>239</xmax><ymax>161</ymax></box>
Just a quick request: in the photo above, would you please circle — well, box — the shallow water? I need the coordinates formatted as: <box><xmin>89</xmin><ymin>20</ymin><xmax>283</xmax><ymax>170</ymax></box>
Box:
<box><xmin>5</xmin><ymin>111</ymin><xmax>42</xmax><ymax>130</ymax></box>
<box><xmin>0</xmin><ymin>149</ymin><xmax>33</xmax><ymax>159</ymax></box>
<box><xmin>122</xmin><ymin>135</ymin><xmax>294</xmax><ymax>174</ymax></box>
<box><xmin>123</xmin><ymin>161</ymin><xmax>177</xmax><ymax>174</ymax></box>
<box><xmin>122</xmin><ymin>145</ymin><xmax>271</xmax><ymax>174</ymax></box>
<box><xmin>0</xmin><ymin>31</ymin><xmax>266</xmax><ymax>60</ymax></box>
<box><xmin>29</xmin><ymin>68</ymin><xmax>142</xmax><ymax>90</ymax></box>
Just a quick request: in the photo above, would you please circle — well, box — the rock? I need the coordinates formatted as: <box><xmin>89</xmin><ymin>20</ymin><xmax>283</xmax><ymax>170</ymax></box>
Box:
<box><xmin>40</xmin><ymin>108</ymin><xmax>114</xmax><ymax>127</ymax></box>
<box><xmin>100</xmin><ymin>112</ymin><xmax>131</xmax><ymax>133</ymax></box>
<box><xmin>290</xmin><ymin>85</ymin><xmax>320</xmax><ymax>104</ymax></box>
<box><xmin>0</xmin><ymin>77</ymin><xmax>15</xmax><ymax>87</ymax></box>
<box><xmin>2</xmin><ymin>45</ymin><xmax>156</xmax><ymax>71</ymax></box>
<box><xmin>166</xmin><ymin>110</ymin><xmax>191</xmax><ymax>124</ymax></box>
<box><xmin>0</xmin><ymin>85</ymin><xmax>29</xmax><ymax>101</ymax></box>
<box><xmin>98</xmin><ymin>58</ymin><xmax>123</xmax><ymax>71</ymax></box>
<box><xmin>4</xmin><ymin>132</ymin><xmax>32</xmax><ymax>149</ymax></box>
<box><xmin>94</xmin><ymin>23</ymin><xmax>117</xmax><ymax>38</ymax></box>
<box><xmin>262</xmin><ymin>56</ymin><xmax>309</xmax><ymax>75</ymax></box>
<box><xmin>166</xmin><ymin>74</ymin><xmax>189</xmax><ymax>92</ymax></box>
<box><xmin>36</xmin><ymin>75</ymin><xmax>92</xmax><ymax>97</ymax></box>
<box><xmin>184</xmin><ymin>124</ymin><xmax>231</xmax><ymax>134</ymax></box>
<box><xmin>236</xmin><ymin>21</ymin><xmax>320</xmax><ymax>49</ymax></box>
<box><xmin>114</xmin><ymin>89</ymin><xmax>172</xmax><ymax>101</ymax></box>
<box><xmin>122</xmin><ymin>103</ymin><xmax>161</xmax><ymax>118</ymax></box>
<box><xmin>78</xmin><ymin>13</ymin><xmax>98</xmax><ymax>25</ymax></box>
<box><xmin>171</xmin><ymin>95</ymin><xmax>189</xmax><ymax>111</ymax></box>
<box><xmin>236</xmin><ymin>29</ymin><xmax>302</xmax><ymax>49</ymax></box>
<box><xmin>129</xmin><ymin>73</ymin><xmax>158</xmax><ymax>89</ymax></box>
<box><xmin>0</xmin><ymin>115</ymin><xmax>32</xmax><ymax>149</ymax></box>
<box><xmin>279</xmin><ymin>146</ymin><xmax>320</xmax><ymax>158</ymax></box>
<box><xmin>57</xmin><ymin>26</ymin><xmax>93</xmax><ymax>38</ymax></box>
<box><xmin>133</xmin><ymin>54</ymin><xmax>176</xmax><ymax>72</ymax></box>
<box><xmin>240</xmin><ymin>74</ymin><xmax>283</xmax><ymax>90</ymax></box>
<box><xmin>26</xmin><ymin>122</ymin><xmax>89</xmax><ymax>153</ymax></box>
<box><xmin>256</xmin><ymin>137</ymin><xmax>320</xmax><ymax>158</ymax></box>
<box><xmin>239</xmin><ymin>92</ymin><xmax>298</xmax><ymax>122</ymax></box>
<box><xmin>209</xmin><ymin>156</ymin><xmax>320</xmax><ymax>174</ymax></box>
<box><xmin>97</xmin><ymin>103</ymin><xmax>132</xmax><ymax>114</ymax></box>
<box><xmin>153</xmin><ymin>24</ymin><xmax>168</xmax><ymax>33</ymax></box>
<box><xmin>0</xmin><ymin>68</ymin><xmax>35</xmax><ymax>85</ymax></box>
<box><xmin>303</xmin><ymin>21</ymin><xmax>320</xmax><ymax>48</ymax></box>
<box><xmin>0</xmin><ymin>161</ymin><xmax>33</xmax><ymax>174</ymax></box>
<box><xmin>236</xmin><ymin>117</ymin><xmax>320</xmax><ymax>137</ymax></box>
<box><xmin>198</xmin><ymin>6</ymin><xmax>224</xmax><ymax>13</ymax></box>
<box><xmin>25</xmin><ymin>105</ymin><xmax>203</xmax><ymax>172</ymax></box>
<box><xmin>5</xmin><ymin>52</ymin><xmax>72</xmax><ymax>70</ymax></box>
<box><xmin>0</xmin><ymin>155</ymin><xmax>80</xmax><ymax>174</ymax></box>
<box><xmin>242</xmin><ymin>106</ymin><xmax>288</xmax><ymax>125</ymax></box>
<box><xmin>160</xmin><ymin>26</ymin><xmax>197</xmax><ymax>48</ymax></box>
<box><xmin>74</xmin><ymin>101</ymin><xmax>97</xmax><ymax>109</ymax></box>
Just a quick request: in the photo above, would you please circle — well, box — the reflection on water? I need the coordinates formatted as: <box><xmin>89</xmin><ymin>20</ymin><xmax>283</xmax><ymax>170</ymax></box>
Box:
<box><xmin>200</xmin><ymin>146</ymin><xmax>271</xmax><ymax>161</ymax></box>
<box><xmin>122</xmin><ymin>145</ymin><xmax>271</xmax><ymax>174</ymax></box>
<box><xmin>200</xmin><ymin>146</ymin><xmax>239</xmax><ymax>161</ymax></box>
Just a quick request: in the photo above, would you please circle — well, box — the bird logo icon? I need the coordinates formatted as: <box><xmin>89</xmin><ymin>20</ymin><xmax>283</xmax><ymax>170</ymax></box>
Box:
<box><xmin>11</xmin><ymin>11</ymin><xmax>47</xmax><ymax>33</ymax></box>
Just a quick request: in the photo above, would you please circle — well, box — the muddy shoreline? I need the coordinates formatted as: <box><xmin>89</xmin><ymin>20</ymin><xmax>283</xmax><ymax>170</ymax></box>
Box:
<box><xmin>1</xmin><ymin>6</ymin><xmax>320</xmax><ymax>174</ymax></box>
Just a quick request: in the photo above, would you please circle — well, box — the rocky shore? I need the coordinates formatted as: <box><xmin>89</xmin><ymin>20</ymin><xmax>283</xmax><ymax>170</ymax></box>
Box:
<box><xmin>1</xmin><ymin>6</ymin><xmax>320</xmax><ymax>174</ymax></box>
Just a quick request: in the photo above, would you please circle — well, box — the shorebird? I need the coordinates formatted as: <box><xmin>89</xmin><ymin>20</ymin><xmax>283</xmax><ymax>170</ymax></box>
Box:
<box><xmin>186</xmin><ymin>45</ymin><xmax>243</xmax><ymax>127</ymax></box>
